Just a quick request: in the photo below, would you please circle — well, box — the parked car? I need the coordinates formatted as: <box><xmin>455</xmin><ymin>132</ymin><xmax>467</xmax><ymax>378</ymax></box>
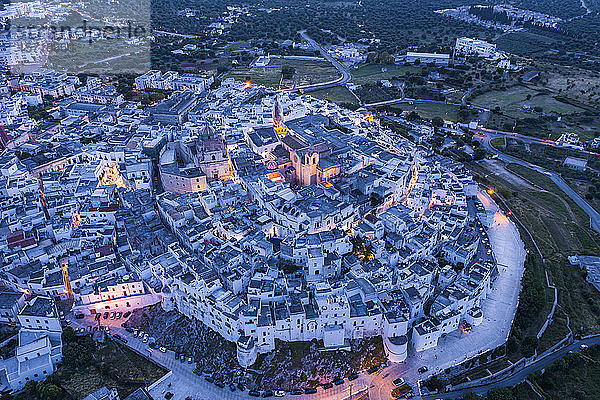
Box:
<box><xmin>334</xmin><ymin>378</ymin><xmax>344</xmax><ymax>385</ymax></box>
<box><xmin>204</xmin><ymin>377</ymin><xmax>214</xmax><ymax>384</ymax></box>
<box><xmin>187</xmin><ymin>357</ymin><xmax>193</xmax><ymax>364</ymax></box>
<box><xmin>116</xmin><ymin>312</ymin><xmax>122</xmax><ymax>319</ymax></box>
<box><xmin>321</xmin><ymin>383</ymin><xmax>333</xmax><ymax>390</ymax></box>
<box><xmin>103</xmin><ymin>312</ymin><xmax>109</xmax><ymax>319</ymax></box>
<box><xmin>261</xmin><ymin>390</ymin><xmax>273</xmax><ymax>397</ymax></box>
<box><xmin>123</xmin><ymin>311</ymin><xmax>131</xmax><ymax>318</ymax></box>
<box><xmin>125</xmin><ymin>327</ymin><xmax>134</xmax><ymax>333</ymax></box>
<box><xmin>109</xmin><ymin>312</ymin><xmax>116</xmax><ymax>320</ymax></box>
<box><xmin>348</xmin><ymin>373</ymin><xmax>359</xmax><ymax>381</ymax></box>
<box><xmin>229</xmin><ymin>383</ymin><xmax>236</xmax><ymax>392</ymax></box>
<box><xmin>393</xmin><ymin>378</ymin><xmax>405</xmax><ymax>386</ymax></box>
<box><xmin>274</xmin><ymin>390</ymin><xmax>285</xmax><ymax>397</ymax></box>
<box><xmin>75</xmin><ymin>313</ymin><xmax>85</xmax><ymax>319</ymax></box>
<box><xmin>367</xmin><ymin>365</ymin><xmax>379</xmax><ymax>374</ymax></box>
<box><xmin>249</xmin><ymin>390</ymin><xmax>260</xmax><ymax>397</ymax></box>
<box><xmin>237</xmin><ymin>383</ymin><xmax>246</xmax><ymax>391</ymax></box>
<box><xmin>94</xmin><ymin>313</ymin><xmax>101</xmax><ymax>321</ymax></box>
<box><xmin>304</xmin><ymin>388</ymin><xmax>317</xmax><ymax>394</ymax></box>
<box><xmin>215</xmin><ymin>381</ymin><xmax>225</xmax><ymax>389</ymax></box>
<box><xmin>142</xmin><ymin>336</ymin><xmax>148</xmax><ymax>343</ymax></box>
<box><xmin>418</xmin><ymin>366</ymin><xmax>428</xmax><ymax>373</ymax></box>
<box><xmin>159</xmin><ymin>347</ymin><xmax>166</xmax><ymax>353</ymax></box>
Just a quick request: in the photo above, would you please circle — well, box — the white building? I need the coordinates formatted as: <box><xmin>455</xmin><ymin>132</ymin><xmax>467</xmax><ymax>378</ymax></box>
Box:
<box><xmin>405</xmin><ymin>52</ymin><xmax>450</xmax><ymax>66</ymax></box>
<box><xmin>0</xmin><ymin>296</ymin><xmax>63</xmax><ymax>391</ymax></box>
<box><xmin>455</xmin><ymin>37</ymin><xmax>497</xmax><ymax>58</ymax></box>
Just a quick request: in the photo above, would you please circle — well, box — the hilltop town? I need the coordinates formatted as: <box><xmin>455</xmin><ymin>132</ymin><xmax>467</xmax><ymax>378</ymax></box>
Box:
<box><xmin>0</xmin><ymin>66</ymin><xmax>521</xmax><ymax>398</ymax></box>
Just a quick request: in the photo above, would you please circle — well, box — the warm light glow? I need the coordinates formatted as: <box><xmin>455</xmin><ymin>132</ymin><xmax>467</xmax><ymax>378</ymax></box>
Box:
<box><xmin>487</xmin><ymin>188</ymin><xmax>495</xmax><ymax>195</ymax></box>
<box><xmin>99</xmin><ymin>162</ymin><xmax>126</xmax><ymax>188</ymax></box>
<box><xmin>245</xmin><ymin>81</ymin><xmax>251</xmax><ymax>88</ymax></box>
<box><xmin>274</xmin><ymin>124</ymin><xmax>288</xmax><ymax>137</ymax></box>
<box><xmin>72</xmin><ymin>212</ymin><xmax>81</xmax><ymax>229</ymax></box>
<box><xmin>364</xmin><ymin>113</ymin><xmax>374</xmax><ymax>122</ymax></box>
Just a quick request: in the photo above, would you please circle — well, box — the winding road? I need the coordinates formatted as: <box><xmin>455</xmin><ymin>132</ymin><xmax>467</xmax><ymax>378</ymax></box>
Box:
<box><xmin>295</xmin><ymin>30</ymin><xmax>352</xmax><ymax>91</ymax></box>
<box><xmin>422</xmin><ymin>336</ymin><xmax>600</xmax><ymax>399</ymax></box>
<box><xmin>474</xmin><ymin>128</ymin><xmax>600</xmax><ymax>233</ymax></box>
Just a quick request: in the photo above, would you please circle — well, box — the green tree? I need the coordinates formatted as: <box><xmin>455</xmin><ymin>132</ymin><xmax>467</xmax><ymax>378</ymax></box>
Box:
<box><xmin>24</xmin><ymin>380</ymin><xmax>38</xmax><ymax>397</ymax></box>
<box><xmin>61</xmin><ymin>326</ymin><xmax>77</xmax><ymax>344</ymax></box>
<box><xmin>473</xmin><ymin>147</ymin><xmax>487</xmax><ymax>160</ymax></box>
<box><xmin>281</xmin><ymin>65</ymin><xmax>296</xmax><ymax>79</ymax></box>
<box><xmin>522</xmin><ymin>336</ymin><xmax>538</xmax><ymax>358</ymax></box>
<box><xmin>486</xmin><ymin>387</ymin><xmax>515</xmax><ymax>400</ymax></box>
<box><xmin>406</xmin><ymin>111</ymin><xmax>421</xmax><ymax>121</ymax></box>
<box><xmin>431</xmin><ymin>117</ymin><xmax>444</xmax><ymax>128</ymax></box>
<box><xmin>38</xmin><ymin>384</ymin><xmax>62</xmax><ymax>400</ymax></box>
